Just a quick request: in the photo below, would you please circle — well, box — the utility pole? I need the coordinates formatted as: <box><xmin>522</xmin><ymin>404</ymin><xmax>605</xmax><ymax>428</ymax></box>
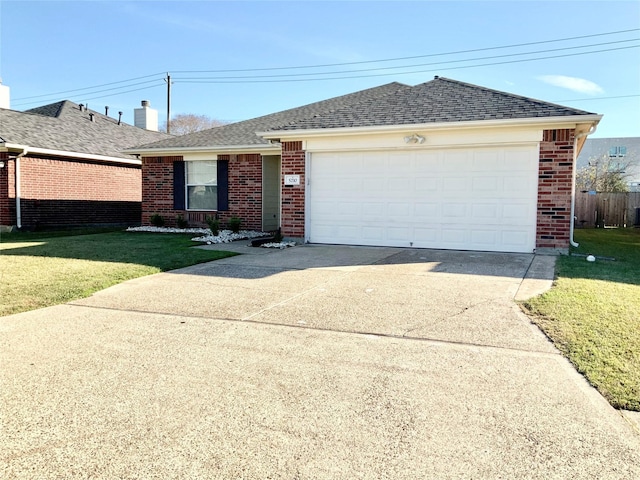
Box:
<box><xmin>165</xmin><ymin>73</ymin><xmax>172</xmax><ymax>134</ymax></box>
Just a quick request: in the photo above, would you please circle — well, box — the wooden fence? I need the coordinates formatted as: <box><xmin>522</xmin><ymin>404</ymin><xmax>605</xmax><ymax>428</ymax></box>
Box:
<box><xmin>574</xmin><ymin>192</ymin><xmax>640</xmax><ymax>228</ymax></box>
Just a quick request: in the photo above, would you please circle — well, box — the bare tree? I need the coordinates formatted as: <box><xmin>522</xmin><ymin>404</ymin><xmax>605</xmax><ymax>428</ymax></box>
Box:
<box><xmin>576</xmin><ymin>153</ymin><xmax>634</xmax><ymax>193</ymax></box>
<box><xmin>161</xmin><ymin>113</ymin><xmax>226</xmax><ymax>135</ymax></box>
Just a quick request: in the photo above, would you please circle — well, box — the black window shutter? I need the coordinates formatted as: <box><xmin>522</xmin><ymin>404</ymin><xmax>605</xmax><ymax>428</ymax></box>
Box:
<box><xmin>217</xmin><ymin>160</ymin><xmax>229</xmax><ymax>211</ymax></box>
<box><xmin>173</xmin><ymin>161</ymin><xmax>185</xmax><ymax>210</ymax></box>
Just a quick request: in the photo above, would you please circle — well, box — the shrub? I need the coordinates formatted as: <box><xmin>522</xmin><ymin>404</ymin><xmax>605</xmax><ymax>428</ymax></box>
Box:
<box><xmin>228</xmin><ymin>216</ymin><xmax>242</xmax><ymax>233</ymax></box>
<box><xmin>206</xmin><ymin>216</ymin><xmax>220</xmax><ymax>236</ymax></box>
<box><xmin>150</xmin><ymin>213</ymin><xmax>165</xmax><ymax>227</ymax></box>
<box><xmin>176</xmin><ymin>214</ymin><xmax>189</xmax><ymax>229</ymax></box>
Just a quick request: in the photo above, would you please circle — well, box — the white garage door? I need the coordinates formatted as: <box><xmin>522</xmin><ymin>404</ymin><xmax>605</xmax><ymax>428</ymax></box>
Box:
<box><xmin>307</xmin><ymin>146</ymin><xmax>539</xmax><ymax>253</ymax></box>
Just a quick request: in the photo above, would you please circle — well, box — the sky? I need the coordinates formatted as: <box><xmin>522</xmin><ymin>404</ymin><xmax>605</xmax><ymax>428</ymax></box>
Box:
<box><xmin>1</xmin><ymin>0</ymin><xmax>638</xmax><ymax>138</ymax></box>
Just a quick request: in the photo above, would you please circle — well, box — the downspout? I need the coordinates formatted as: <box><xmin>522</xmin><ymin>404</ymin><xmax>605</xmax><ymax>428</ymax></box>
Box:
<box><xmin>570</xmin><ymin>125</ymin><xmax>597</xmax><ymax>247</ymax></box>
<box><xmin>14</xmin><ymin>149</ymin><xmax>28</xmax><ymax>229</ymax></box>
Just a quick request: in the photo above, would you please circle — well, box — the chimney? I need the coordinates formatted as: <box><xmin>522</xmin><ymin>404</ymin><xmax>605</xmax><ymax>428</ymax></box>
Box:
<box><xmin>0</xmin><ymin>79</ymin><xmax>10</xmax><ymax>109</ymax></box>
<box><xmin>134</xmin><ymin>100</ymin><xmax>158</xmax><ymax>131</ymax></box>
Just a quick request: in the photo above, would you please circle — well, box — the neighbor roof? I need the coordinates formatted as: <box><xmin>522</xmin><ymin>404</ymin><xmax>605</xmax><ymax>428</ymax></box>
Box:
<box><xmin>0</xmin><ymin>101</ymin><xmax>171</xmax><ymax>160</ymax></box>
<box><xmin>131</xmin><ymin>77</ymin><xmax>598</xmax><ymax>153</ymax></box>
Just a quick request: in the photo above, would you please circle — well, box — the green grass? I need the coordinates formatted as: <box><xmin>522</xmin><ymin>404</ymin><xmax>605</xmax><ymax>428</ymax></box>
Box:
<box><xmin>522</xmin><ymin>228</ymin><xmax>640</xmax><ymax>411</ymax></box>
<box><xmin>0</xmin><ymin>230</ymin><xmax>236</xmax><ymax>317</ymax></box>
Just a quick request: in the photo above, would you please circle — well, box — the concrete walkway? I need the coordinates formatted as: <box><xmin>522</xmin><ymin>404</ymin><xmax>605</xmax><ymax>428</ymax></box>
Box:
<box><xmin>1</xmin><ymin>244</ymin><xmax>639</xmax><ymax>479</ymax></box>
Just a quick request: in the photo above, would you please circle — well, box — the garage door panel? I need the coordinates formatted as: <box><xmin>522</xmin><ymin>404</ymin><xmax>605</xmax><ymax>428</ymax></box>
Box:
<box><xmin>471</xmin><ymin>203</ymin><xmax>499</xmax><ymax>220</ymax></box>
<box><xmin>388</xmin><ymin>226</ymin><xmax>411</xmax><ymax>242</ymax></box>
<box><xmin>414</xmin><ymin>227</ymin><xmax>440</xmax><ymax>244</ymax></box>
<box><xmin>442</xmin><ymin>203</ymin><xmax>468</xmax><ymax>218</ymax></box>
<box><xmin>471</xmin><ymin>229</ymin><xmax>500</xmax><ymax>247</ymax></box>
<box><xmin>415</xmin><ymin>177</ymin><xmax>438</xmax><ymax>191</ymax></box>
<box><xmin>309</xmin><ymin>148</ymin><xmax>537</xmax><ymax>252</ymax></box>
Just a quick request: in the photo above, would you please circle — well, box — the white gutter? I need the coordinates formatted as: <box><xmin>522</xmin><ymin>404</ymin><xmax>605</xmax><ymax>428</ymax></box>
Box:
<box><xmin>570</xmin><ymin>123</ymin><xmax>599</xmax><ymax>248</ymax></box>
<box><xmin>258</xmin><ymin>114</ymin><xmax>604</xmax><ymax>140</ymax></box>
<box><xmin>13</xmin><ymin>148</ymin><xmax>28</xmax><ymax>229</ymax></box>
<box><xmin>1</xmin><ymin>143</ymin><xmax>141</xmax><ymax>166</ymax></box>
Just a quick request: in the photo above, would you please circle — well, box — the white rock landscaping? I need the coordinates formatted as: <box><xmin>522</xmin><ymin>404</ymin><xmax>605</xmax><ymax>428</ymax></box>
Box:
<box><xmin>126</xmin><ymin>226</ymin><xmax>269</xmax><ymax>244</ymax></box>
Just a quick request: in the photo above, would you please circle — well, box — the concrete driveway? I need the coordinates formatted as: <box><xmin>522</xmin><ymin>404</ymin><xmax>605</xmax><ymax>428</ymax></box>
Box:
<box><xmin>1</xmin><ymin>244</ymin><xmax>639</xmax><ymax>479</ymax></box>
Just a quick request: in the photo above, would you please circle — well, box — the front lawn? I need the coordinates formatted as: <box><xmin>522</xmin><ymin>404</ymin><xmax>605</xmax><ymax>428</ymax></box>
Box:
<box><xmin>522</xmin><ymin>228</ymin><xmax>640</xmax><ymax>411</ymax></box>
<box><xmin>0</xmin><ymin>230</ymin><xmax>236</xmax><ymax>316</ymax></box>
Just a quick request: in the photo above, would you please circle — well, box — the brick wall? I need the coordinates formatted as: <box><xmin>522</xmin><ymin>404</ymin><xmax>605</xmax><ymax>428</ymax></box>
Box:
<box><xmin>1</xmin><ymin>154</ymin><xmax>141</xmax><ymax>229</ymax></box>
<box><xmin>142</xmin><ymin>155</ymin><xmax>182</xmax><ymax>225</ymax></box>
<box><xmin>0</xmin><ymin>152</ymin><xmax>13</xmax><ymax>226</ymax></box>
<box><xmin>142</xmin><ymin>154</ymin><xmax>263</xmax><ymax>231</ymax></box>
<box><xmin>220</xmin><ymin>154</ymin><xmax>262</xmax><ymax>231</ymax></box>
<box><xmin>281</xmin><ymin>141</ymin><xmax>305</xmax><ymax>238</ymax></box>
<box><xmin>536</xmin><ymin>129</ymin><xmax>575</xmax><ymax>250</ymax></box>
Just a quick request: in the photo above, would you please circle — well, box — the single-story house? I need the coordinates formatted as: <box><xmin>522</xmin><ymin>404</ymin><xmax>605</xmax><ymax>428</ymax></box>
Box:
<box><xmin>0</xmin><ymin>100</ymin><xmax>170</xmax><ymax>231</ymax></box>
<box><xmin>129</xmin><ymin>76</ymin><xmax>601</xmax><ymax>253</ymax></box>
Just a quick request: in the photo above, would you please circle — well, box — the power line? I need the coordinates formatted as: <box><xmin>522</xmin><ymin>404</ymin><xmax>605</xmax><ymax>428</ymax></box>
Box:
<box><xmin>9</xmin><ymin>28</ymin><xmax>639</xmax><ymax>106</ymax></box>
<box><xmin>173</xmin><ymin>38</ymin><xmax>639</xmax><ymax>81</ymax></box>
<box><xmin>172</xmin><ymin>28</ymin><xmax>640</xmax><ymax>73</ymax></box>
<box><xmin>553</xmin><ymin>94</ymin><xmax>640</xmax><ymax>102</ymax></box>
<box><xmin>173</xmin><ymin>45</ymin><xmax>640</xmax><ymax>84</ymax></box>
<box><xmin>12</xmin><ymin>80</ymin><xmax>167</xmax><ymax>108</ymax></box>
<box><xmin>13</xmin><ymin>72</ymin><xmax>165</xmax><ymax>101</ymax></box>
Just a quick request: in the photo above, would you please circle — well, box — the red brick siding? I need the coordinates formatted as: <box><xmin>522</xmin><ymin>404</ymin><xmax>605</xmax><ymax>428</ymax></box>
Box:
<box><xmin>142</xmin><ymin>155</ymin><xmax>182</xmax><ymax>225</ymax></box>
<box><xmin>142</xmin><ymin>154</ymin><xmax>263</xmax><ymax>231</ymax></box>
<box><xmin>537</xmin><ymin>129</ymin><xmax>575</xmax><ymax>250</ymax></box>
<box><xmin>222</xmin><ymin>154</ymin><xmax>262</xmax><ymax>231</ymax></box>
<box><xmin>281</xmin><ymin>141</ymin><xmax>305</xmax><ymax>238</ymax></box>
<box><xmin>1</xmin><ymin>154</ymin><xmax>141</xmax><ymax>229</ymax></box>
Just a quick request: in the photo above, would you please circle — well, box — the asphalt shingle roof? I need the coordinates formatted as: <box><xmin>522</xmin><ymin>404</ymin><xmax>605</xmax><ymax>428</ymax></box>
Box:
<box><xmin>134</xmin><ymin>82</ymin><xmax>410</xmax><ymax>150</ymax></box>
<box><xmin>133</xmin><ymin>77</ymin><xmax>597</xmax><ymax>152</ymax></box>
<box><xmin>0</xmin><ymin>101</ymin><xmax>171</xmax><ymax>160</ymax></box>
<box><xmin>276</xmin><ymin>77</ymin><xmax>596</xmax><ymax>131</ymax></box>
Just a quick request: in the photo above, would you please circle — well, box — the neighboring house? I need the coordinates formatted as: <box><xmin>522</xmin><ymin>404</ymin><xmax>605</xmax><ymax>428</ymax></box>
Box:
<box><xmin>129</xmin><ymin>76</ymin><xmax>601</xmax><ymax>254</ymax></box>
<box><xmin>0</xmin><ymin>100</ymin><xmax>170</xmax><ymax>230</ymax></box>
<box><xmin>576</xmin><ymin>137</ymin><xmax>640</xmax><ymax>192</ymax></box>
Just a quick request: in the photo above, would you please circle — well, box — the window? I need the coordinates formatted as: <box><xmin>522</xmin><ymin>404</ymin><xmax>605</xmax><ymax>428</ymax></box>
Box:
<box><xmin>186</xmin><ymin>161</ymin><xmax>217</xmax><ymax>210</ymax></box>
<box><xmin>608</xmin><ymin>146</ymin><xmax>627</xmax><ymax>157</ymax></box>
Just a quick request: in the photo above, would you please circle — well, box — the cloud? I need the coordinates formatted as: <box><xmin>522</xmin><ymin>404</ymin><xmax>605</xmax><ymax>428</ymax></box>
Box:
<box><xmin>538</xmin><ymin>75</ymin><xmax>604</xmax><ymax>95</ymax></box>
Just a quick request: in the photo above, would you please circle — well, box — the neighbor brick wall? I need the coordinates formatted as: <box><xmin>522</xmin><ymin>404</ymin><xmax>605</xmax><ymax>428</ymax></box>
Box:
<box><xmin>142</xmin><ymin>154</ymin><xmax>263</xmax><ymax>231</ymax></box>
<box><xmin>281</xmin><ymin>141</ymin><xmax>305</xmax><ymax>238</ymax></box>
<box><xmin>4</xmin><ymin>154</ymin><xmax>141</xmax><ymax>229</ymax></box>
<box><xmin>0</xmin><ymin>152</ymin><xmax>13</xmax><ymax>226</ymax></box>
<box><xmin>536</xmin><ymin>129</ymin><xmax>575</xmax><ymax>250</ymax></box>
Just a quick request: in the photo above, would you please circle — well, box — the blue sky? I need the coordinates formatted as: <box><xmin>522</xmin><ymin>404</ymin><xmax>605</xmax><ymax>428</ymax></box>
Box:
<box><xmin>1</xmin><ymin>0</ymin><xmax>638</xmax><ymax>138</ymax></box>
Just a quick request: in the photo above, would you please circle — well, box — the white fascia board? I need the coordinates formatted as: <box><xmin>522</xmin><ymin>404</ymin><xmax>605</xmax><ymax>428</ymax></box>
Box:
<box><xmin>124</xmin><ymin>144</ymin><xmax>282</xmax><ymax>156</ymax></box>
<box><xmin>1</xmin><ymin>143</ymin><xmax>141</xmax><ymax>166</ymax></box>
<box><xmin>258</xmin><ymin>115</ymin><xmax>603</xmax><ymax>140</ymax></box>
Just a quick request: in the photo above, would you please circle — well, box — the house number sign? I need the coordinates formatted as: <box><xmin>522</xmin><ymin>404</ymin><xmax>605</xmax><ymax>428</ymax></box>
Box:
<box><xmin>284</xmin><ymin>175</ymin><xmax>301</xmax><ymax>186</ymax></box>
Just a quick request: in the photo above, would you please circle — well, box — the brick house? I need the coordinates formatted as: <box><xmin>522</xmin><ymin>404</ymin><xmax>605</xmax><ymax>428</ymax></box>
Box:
<box><xmin>0</xmin><ymin>100</ymin><xmax>170</xmax><ymax>230</ymax></box>
<box><xmin>129</xmin><ymin>77</ymin><xmax>601</xmax><ymax>253</ymax></box>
